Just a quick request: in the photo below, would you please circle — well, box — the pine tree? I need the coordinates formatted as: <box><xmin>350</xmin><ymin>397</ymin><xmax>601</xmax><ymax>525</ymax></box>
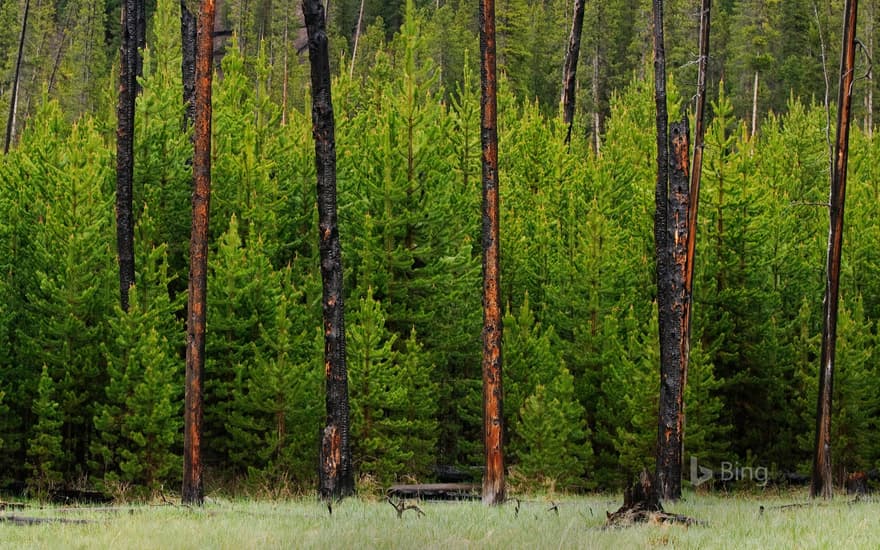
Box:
<box><xmin>27</xmin><ymin>365</ymin><xmax>64</xmax><ymax>498</ymax></box>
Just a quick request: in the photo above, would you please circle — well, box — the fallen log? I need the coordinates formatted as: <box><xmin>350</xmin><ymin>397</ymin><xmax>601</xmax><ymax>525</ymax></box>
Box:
<box><xmin>604</xmin><ymin>470</ymin><xmax>704</xmax><ymax>528</ymax></box>
<box><xmin>0</xmin><ymin>514</ymin><xmax>92</xmax><ymax>525</ymax></box>
<box><xmin>386</xmin><ymin>483</ymin><xmax>479</xmax><ymax>501</ymax></box>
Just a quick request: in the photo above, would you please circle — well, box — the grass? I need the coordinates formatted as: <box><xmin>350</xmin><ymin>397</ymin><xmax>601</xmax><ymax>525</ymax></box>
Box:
<box><xmin>1</xmin><ymin>491</ymin><xmax>879</xmax><ymax>549</ymax></box>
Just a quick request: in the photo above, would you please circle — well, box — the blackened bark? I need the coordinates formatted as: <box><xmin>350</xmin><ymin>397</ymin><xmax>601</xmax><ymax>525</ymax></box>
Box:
<box><xmin>480</xmin><ymin>0</ymin><xmax>505</xmax><ymax>506</ymax></box>
<box><xmin>183</xmin><ymin>0</ymin><xmax>216</xmax><ymax>507</ymax></box>
<box><xmin>4</xmin><ymin>0</ymin><xmax>28</xmax><ymax>154</ymax></box>
<box><xmin>658</xmin><ymin>119</ymin><xmax>690</xmax><ymax>503</ymax></box>
<box><xmin>303</xmin><ymin>0</ymin><xmax>354</xmax><ymax>500</ymax></box>
<box><xmin>181</xmin><ymin>1</ymin><xmax>197</xmax><ymax>128</ymax></box>
<box><xmin>812</xmin><ymin>0</ymin><xmax>858</xmax><ymax>501</ymax></box>
<box><xmin>561</xmin><ymin>0</ymin><xmax>585</xmax><ymax>144</ymax></box>
<box><xmin>651</xmin><ymin>0</ymin><xmax>678</xmax><ymax>502</ymax></box>
<box><xmin>116</xmin><ymin>0</ymin><xmax>142</xmax><ymax>311</ymax></box>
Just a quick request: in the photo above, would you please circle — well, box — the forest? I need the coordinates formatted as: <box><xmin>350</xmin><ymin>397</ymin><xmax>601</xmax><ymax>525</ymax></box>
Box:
<box><xmin>1</xmin><ymin>0</ymin><xmax>880</xmax><ymax>500</ymax></box>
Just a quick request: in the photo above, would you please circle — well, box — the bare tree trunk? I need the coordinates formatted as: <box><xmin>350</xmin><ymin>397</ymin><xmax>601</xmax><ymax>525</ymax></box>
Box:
<box><xmin>303</xmin><ymin>0</ymin><xmax>355</xmax><ymax>501</ymax></box>
<box><xmin>480</xmin><ymin>0</ymin><xmax>505</xmax><ymax>507</ymax></box>
<box><xmin>282</xmin><ymin>3</ymin><xmax>289</xmax><ymax>125</ymax></box>
<box><xmin>680</xmin><ymin>0</ymin><xmax>711</xmax><ymax>450</ymax></box>
<box><xmin>812</xmin><ymin>0</ymin><xmax>859</xmax><ymax>501</ymax></box>
<box><xmin>183</xmin><ymin>0</ymin><xmax>216</xmax><ymax>507</ymax></box>
<box><xmin>116</xmin><ymin>0</ymin><xmax>143</xmax><ymax>311</ymax></box>
<box><xmin>181</xmin><ymin>1</ymin><xmax>197</xmax><ymax>128</ymax></box>
<box><xmin>561</xmin><ymin>0</ymin><xmax>585</xmax><ymax>144</ymax></box>
<box><xmin>592</xmin><ymin>48</ymin><xmax>601</xmax><ymax>153</ymax></box>
<box><xmin>4</xmin><ymin>0</ymin><xmax>29</xmax><ymax>154</ymax></box>
<box><xmin>751</xmin><ymin>71</ymin><xmax>759</xmax><ymax>139</ymax></box>
<box><xmin>349</xmin><ymin>0</ymin><xmax>366</xmax><ymax>78</ymax></box>
<box><xmin>866</xmin><ymin>1</ymin><xmax>874</xmax><ymax>137</ymax></box>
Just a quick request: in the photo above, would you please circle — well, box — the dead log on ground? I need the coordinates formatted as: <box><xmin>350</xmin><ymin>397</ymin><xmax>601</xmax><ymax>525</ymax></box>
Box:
<box><xmin>0</xmin><ymin>514</ymin><xmax>92</xmax><ymax>525</ymax></box>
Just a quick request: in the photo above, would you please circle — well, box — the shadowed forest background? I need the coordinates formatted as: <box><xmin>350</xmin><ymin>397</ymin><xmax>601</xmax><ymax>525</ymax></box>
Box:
<box><xmin>2</xmin><ymin>0</ymin><xmax>880</xmax><ymax>498</ymax></box>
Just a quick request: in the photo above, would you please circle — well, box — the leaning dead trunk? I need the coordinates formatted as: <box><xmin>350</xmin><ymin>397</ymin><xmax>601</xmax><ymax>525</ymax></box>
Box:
<box><xmin>183</xmin><ymin>0</ymin><xmax>216</xmax><ymax>507</ymax></box>
<box><xmin>561</xmin><ymin>0</ymin><xmax>585</xmax><ymax>144</ymax></box>
<box><xmin>480</xmin><ymin>0</ymin><xmax>505</xmax><ymax>506</ymax></box>
<box><xmin>812</xmin><ymin>0</ymin><xmax>859</xmax><ymax>501</ymax></box>
<box><xmin>5</xmin><ymin>0</ymin><xmax>29</xmax><ymax>154</ymax></box>
<box><xmin>115</xmin><ymin>0</ymin><xmax>143</xmax><ymax>311</ymax></box>
<box><xmin>303</xmin><ymin>0</ymin><xmax>355</xmax><ymax>500</ymax></box>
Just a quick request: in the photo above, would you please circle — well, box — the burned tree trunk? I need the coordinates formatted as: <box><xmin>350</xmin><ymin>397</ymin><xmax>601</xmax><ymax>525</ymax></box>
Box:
<box><xmin>181</xmin><ymin>0</ymin><xmax>197</xmax><ymax>127</ymax></box>
<box><xmin>183</xmin><ymin>0</ymin><xmax>216</xmax><ymax>507</ymax></box>
<box><xmin>480</xmin><ymin>0</ymin><xmax>505</xmax><ymax>506</ymax></box>
<box><xmin>115</xmin><ymin>0</ymin><xmax>144</xmax><ymax>311</ymax></box>
<box><xmin>561</xmin><ymin>0</ymin><xmax>585</xmax><ymax>144</ymax></box>
<box><xmin>605</xmin><ymin>470</ymin><xmax>702</xmax><ymax>527</ymax></box>
<box><xmin>812</xmin><ymin>0</ymin><xmax>859</xmax><ymax>501</ymax></box>
<box><xmin>303</xmin><ymin>0</ymin><xmax>354</xmax><ymax>500</ymax></box>
<box><xmin>4</xmin><ymin>0</ymin><xmax>28</xmax><ymax>154</ymax></box>
<box><xmin>657</xmin><ymin>119</ymin><xmax>690</xmax><ymax>503</ymax></box>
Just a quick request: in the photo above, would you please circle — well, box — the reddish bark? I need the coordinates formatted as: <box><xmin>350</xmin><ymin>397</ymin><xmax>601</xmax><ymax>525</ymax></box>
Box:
<box><xmin>812</xmin><ymin>0</ymin><xmax>859</xmax><ymax>500</ymax></box>
<box><xmin>183</xmin><ymin>0</ymin><xmax>216</xmax><ymax>506</ymax></box>
<box><xmin>480</xmin><ymin>0</ymin><xmax>505</xmax><ymax>506</ymax></box>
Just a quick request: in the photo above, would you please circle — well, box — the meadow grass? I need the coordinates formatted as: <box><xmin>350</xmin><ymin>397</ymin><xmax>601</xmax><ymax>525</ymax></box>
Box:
<box><xmin>1</xmin><ymin>491</ymin><xmax>879</xmax><ymax>549</ymax></box>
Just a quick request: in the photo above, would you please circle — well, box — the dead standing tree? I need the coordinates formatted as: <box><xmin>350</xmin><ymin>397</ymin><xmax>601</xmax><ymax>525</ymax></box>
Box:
<box><xmin>183</xmin><ymin>0</ymin><xmax>216</xmax><ymax>506</ymax></box>
<box><xmin>561</xmin><ymin>0</ymin><xmax>585</xmax><ymax>144</ymax></box>
<box><xmin>812</xmin><ymin>0</ymin><xmax>859</xmax><ymax>500</ymax></box>
<box><xmin>653</xmin><ymin>0</ymin><xmax>711</xmax><ymax>502</ymax></box>
<box><xmin>115</xmin><ymin>0</ymin><xmax>145</xmax><ymax>311</ymax></box>
<box><xmin>181</xmin><ymin>0</ymin><xmax>197</xmax><ymax>127</ymax></box>
<box><xmin>303</xmin><ymin>0</ymin><xmax>355</xmax><ymax>500</ymax></box>
<box><xmin>4</xmin><ymin>0</ymin><xmax>28</xmax><ymax>154</ymax></box>
<box><xmin>480</xmin><ymin>0</ymin><xmax>505</xmax><ymax>506</ymax></box>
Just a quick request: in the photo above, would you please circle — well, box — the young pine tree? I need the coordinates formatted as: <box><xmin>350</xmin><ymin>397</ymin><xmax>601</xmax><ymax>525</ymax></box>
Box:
<box><xmin>27</xmin><ymin>365</ymin><xmax>64</xmax><ymax>498</ymax></box>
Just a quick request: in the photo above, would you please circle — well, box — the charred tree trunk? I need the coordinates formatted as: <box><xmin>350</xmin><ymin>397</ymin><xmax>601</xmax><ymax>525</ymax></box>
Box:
<box><xmin>812</xmin><ymin>0</ymin><xmax>859</xmax><ymax>501</ymax></box>
<box><xmin>5</xmin><ymin>0</ymin><xmax>29</xmax><ymax>154</ymax></box>
<box><xmin>115</xmin><ymin>0</ymin><xmax>143</xmax><ymax>312</ymax></box>
<box><xmin>183</xmin><ymin>0</ymin><xmax>216</xmax><ymax>507</ymax></box>
<box><xmin>181</xmin><ymin>0</ymin><xmax>197</xmax><ymax>127</ymax></box>
<box><xmin>480</xmin><ymin>0</ymin><xmax>505</xmax><ymax>506</ymax></box>
<box><xmin>561</xmin><ymin>0</ymin><xmax>585</xmax><ymax>144</ymax></box>
<box><xmin>303</xmin><ymin>0</ymin><xmax>354</xmax><ymax>501</ymax></box>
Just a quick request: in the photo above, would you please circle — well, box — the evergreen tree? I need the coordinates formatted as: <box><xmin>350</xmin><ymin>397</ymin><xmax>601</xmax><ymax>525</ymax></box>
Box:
<box><xmin>27</xmin><ymin>365</ymin><xmax>64</xmax><ymax>497</ymax></box>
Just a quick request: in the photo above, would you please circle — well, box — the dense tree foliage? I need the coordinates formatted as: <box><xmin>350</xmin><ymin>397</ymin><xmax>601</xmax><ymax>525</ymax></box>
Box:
<box><xmin>1</xmin><ymin>0</ymin><xmax>879</xmax><ymax>496</ymax></box>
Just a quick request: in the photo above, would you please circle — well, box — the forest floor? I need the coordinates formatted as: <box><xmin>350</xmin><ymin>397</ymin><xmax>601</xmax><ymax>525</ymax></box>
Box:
<box><xmin>1</xmin><ymin>491</ymin><xmax>878</xmax><ymax>549</ymax></box>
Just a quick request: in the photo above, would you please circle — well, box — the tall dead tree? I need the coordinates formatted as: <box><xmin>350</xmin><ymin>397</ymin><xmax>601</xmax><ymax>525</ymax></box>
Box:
<box><xmin>561</xmin><ymin>0</ymin><xmax>585</xmax><ymax>144</ymax></box>
<box><xmin>812</xmin><ymin>0</ymin><xmax>859</xmax><ymax>501</ymax></box>
<box><xmin>348</xmin><ymin>0</ymin><xmax>366</xmax><ymax>78</ymax></box>
<box><xmin>115</xmin><ymin>0</ymin><xmax>144</xmax><ymax>311</ymax></box>
<box><xmin>480</xmin><ymin>0</ymin><xmax>505</xmax><ymax>506</ymax></box>
<box><xmin>303</xmin><ymin>0</ymin><xmax>355</xmax><ymax>500</ymax></box>
<box><xmin>183</xmin><ymin>0</ymin><xmax>216</xmax><ymax>506</ymax></box>
<box><xmin>5</xmin><ymin>0</ymin><xmax>30</xmax><ymax>154</ymax></box>
<box><xmin>181</xmin><ymin>0</ymin><xmax>197</xmax><ymax>127</ymax></box>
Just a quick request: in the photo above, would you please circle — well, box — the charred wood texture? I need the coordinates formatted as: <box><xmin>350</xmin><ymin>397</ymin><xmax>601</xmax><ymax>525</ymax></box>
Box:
<box><xmin>657</xmin><ymin>119</ymin><xmax>690</xmax><ymax>502</ymax></box>
<box><xmin>480</xmin><ymin>0</ymin><xmax>505</xmax><ymax>507</ymax></box>
<box><xmin>4</xmin><ymin>0</ymin><xmax>28</xmax><ymax>154</ymax></box>
<box><xmin>183</xmin><ymin>0</ymin><xmax>216</xmax><ymax>507</ymax></box>
<box><xmin>561</xmin><ymin>0</ymin><xmax>585</xmax><ymax>144</ymax></box>
<box><xmin>605</xmin><ymin>470</ymin><xmax>703</xmax><ymax>527</ymax></box>
<box><xmin>181</xmin><ymin>0</ymin><xmax>197</xmax><ymax>128</ymax></box>
<box><xmin>115</xmin><ymin>0</ymin><xmax>143</xmax><ymax>311</ymax></box>
<box><xmin>303</xmin><ymin>0</ymin><xmax>354</xmax><ymax>501</ymax></box>
<box><xmin>812</xmin><ymin>0</ymin><xmax>858</xmax><ymax>501</ymax></box>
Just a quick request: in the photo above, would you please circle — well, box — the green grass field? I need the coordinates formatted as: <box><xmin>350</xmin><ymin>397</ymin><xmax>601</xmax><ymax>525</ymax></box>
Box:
<box><xmin>1</xmin><ymin>492</ymin><xmax>878</xmax><ymax>549</ymax></box>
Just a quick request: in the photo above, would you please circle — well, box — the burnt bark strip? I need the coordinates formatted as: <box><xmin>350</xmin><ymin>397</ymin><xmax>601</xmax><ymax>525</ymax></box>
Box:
<box><xmin>183</xmin><ymin>0</ymin><xmax>216</xmax><ymax>507</ymax></box>
<box><xmin>812</xmin><ymin>0</ymin><xmax>859</xmax><ymax>501</ymax></box>
<box><xmin>651</xmin><ymin>0</ymin><xmax>680</xmax><ymax>502</ymax></box>
<box><xmin>657</xmin><ymin>119</ymin><xmax>689</xmax><ymax>503</ymax></box>
<box><xmin>480</xmin><ymin>0</ymin><xmax>505</xmax><ymax>506</ymax></box>
<box><xmin>4</xmin><ymin>0</ymin><xmax>28</xmax><ymax>154</ymax></box>
<box><xmin>561</xmin><ymin>0</ymin><xmax>585</xmax><ymax>144</ymax></box>
<box><xmin>181</xmin><ymin>0</ymin><xmax>197</xmax><ymax>128</ymax></box>
<box><xmin>115</xmin><ymin>0</ymin><xmax>143</xmax><ymax>311</ymax></box>
<box><xmin>303</xmin><ymin>0</ymin><xmax>354</xmax><ymax>500</ymax></box>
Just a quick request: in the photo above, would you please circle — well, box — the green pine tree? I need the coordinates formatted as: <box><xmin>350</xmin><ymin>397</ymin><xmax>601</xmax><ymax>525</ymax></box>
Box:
<box><xmin>27</xmin><ymin>365</ymin><xmax>64</xmax><ymax>498</ymax></box>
